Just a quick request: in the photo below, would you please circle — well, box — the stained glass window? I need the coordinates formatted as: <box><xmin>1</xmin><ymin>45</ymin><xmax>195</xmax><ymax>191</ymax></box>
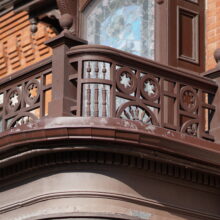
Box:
<box><xmin>83</xmin><ymin>0</ymin><xmax>155</xmax><ymax>59</ymax></box>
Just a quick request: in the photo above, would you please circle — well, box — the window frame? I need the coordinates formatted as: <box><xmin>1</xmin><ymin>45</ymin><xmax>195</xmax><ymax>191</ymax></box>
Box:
<box><xmin>75</xmin><ymin>0</ymin><xmax>205</xmax><ymax>73</ymax></box>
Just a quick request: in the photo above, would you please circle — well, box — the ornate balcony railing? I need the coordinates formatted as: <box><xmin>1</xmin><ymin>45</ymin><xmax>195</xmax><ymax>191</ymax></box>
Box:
<box><xmin>67</xmin><ymin>45</ymin><xmax>217</xmax><ymax>141</ymax></box>
<box><xmin>0</xmin><ymin>58</ymin><xmax>52</xmax><ymax>132</ymax></box>
<box><xmin>0</xmin><ymin>32</ymin><xmax>218</xmax><ymax>142</ymax></box>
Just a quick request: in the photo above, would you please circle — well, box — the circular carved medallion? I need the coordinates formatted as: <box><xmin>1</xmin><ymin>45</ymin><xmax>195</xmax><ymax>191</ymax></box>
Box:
<box><xmin>116</xmin><ymin>67</ymin><xmax>137</xmax><ymax>95</ymax></box>
<box><xmin>6</xmin><ymin>88</ymin><xmax>21</xmax><ymax>112</ymax></box>
<box><xmin>24</xmin><ymin>79</ymin><xmax>40</xmax><ymax>105</ymax></box>
<box><xmin>140</xmin><ymin>75</ymin><xmax>160</xmax><ymax>101</ymax></box>
<box><xmin>180</xmin><ymin>86</ymin><xmax>198</xmax><ymax>113</ymax></box>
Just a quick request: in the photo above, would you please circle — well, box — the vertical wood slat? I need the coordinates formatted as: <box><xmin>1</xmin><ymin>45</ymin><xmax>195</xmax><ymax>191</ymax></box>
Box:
<box><xmin>2</xmin><ymin>90</ymin><xmax>6</xmax><ymax>131</ymax></box>
<box><xmin>110</xmin><ymin>63</ymin><xmax>116</xmax><ymax>117</ymax></box>
<box><xmin>86</xmin><ymin>62</ymin><xmax>91</xmax><ymax>117</ymax></box>
<box><xmin>94</xmin><ymin>62</ymin><xmax>99</xmax><ymax>117</ymax></box>
<box><xmin>102</xmin><ymin>62</ymin><xmax>107</xmax><ymax>117</ymax></box>
<box><xmin>198</xmin><ymin>88</ymin><xmax>203</xmax><ymax>138</ymax></box>
<box><xmin>76</xmin><ymin>59</ymin><xmax>83</xmax><ymax>117</ymax></box>
<box><xmin>176</xmin><ymin>82</ymin><xmax>180</xmax><ymax>131</ymax></box>
<box><xmin>159</xmin><ymin>77</ymin><xmax>164</xmax><ymax>128</ymax></box>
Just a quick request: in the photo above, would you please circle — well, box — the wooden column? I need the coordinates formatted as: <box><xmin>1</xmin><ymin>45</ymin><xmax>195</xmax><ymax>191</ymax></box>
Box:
<box><xmin>204</xmin><ymin>49</ymin><xmax>220</xmax><ymax>143</ymax></box>
<box><xmin>45</xmin><ymin>14</ymin><xmax>87</xmax><ymax>116</ymax></box>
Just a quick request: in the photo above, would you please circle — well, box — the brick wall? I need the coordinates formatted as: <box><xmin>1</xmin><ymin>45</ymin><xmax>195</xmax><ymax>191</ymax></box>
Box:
<box><xmin>206</xmin><ymin>0</ymin><xmax>220</xmax><ymax>70</ymax></box>
<box><xmin>0</xmin><ymin>10</ymin><xmax>56</xmax><ymax>78</ymax></box>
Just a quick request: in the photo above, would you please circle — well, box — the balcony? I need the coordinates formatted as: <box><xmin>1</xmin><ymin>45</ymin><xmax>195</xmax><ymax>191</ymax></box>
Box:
<box><xmin>0</xmin><ymin>30</ymin><xmax>219</xmax><ymax>189</ymax></box>
<box><xmin>0</xmin><ymin>32</ymin><xmax>217</xmax><ymax>142</ymax></box>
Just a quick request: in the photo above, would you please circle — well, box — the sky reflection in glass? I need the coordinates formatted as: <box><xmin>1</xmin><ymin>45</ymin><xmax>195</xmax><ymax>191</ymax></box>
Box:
<box><xmin>83</xmin><ymin>0</ymin><xmax>155</xmax><ymax>59</ymax></box>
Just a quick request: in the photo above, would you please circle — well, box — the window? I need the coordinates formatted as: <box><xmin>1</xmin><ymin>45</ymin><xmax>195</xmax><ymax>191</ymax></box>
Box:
<box><xmin>79</xmin><ymin>0</ymin><xmax>205</xmax><ymax>73</ymax></box>
<box><xmin>83</xmin><ymin>0</ymin><xmax>155</xmax><ymax>59</ymax></box>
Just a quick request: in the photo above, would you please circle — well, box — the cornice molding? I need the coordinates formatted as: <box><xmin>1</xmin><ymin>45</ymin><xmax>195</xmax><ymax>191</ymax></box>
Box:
<box><xmin>1</xmin><ymin>149</ymin><xmax>220</xmax><ymax>189</ymax></box>
<box><xmin>0</xmin><ymin>117</ymin><xmax>220</xmax><ymax>173</ymax></box>
<box><xmin>1</xmin><ymin>190</ymin><xmax>219</xmax><ymax>220</ymax></box>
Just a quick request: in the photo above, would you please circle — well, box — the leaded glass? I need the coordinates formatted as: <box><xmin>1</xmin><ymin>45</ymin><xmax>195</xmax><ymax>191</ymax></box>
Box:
<box><xmin>83</xmin><ymin>0</ymin><xmax>155</xmax><ymax>59</ymax></box>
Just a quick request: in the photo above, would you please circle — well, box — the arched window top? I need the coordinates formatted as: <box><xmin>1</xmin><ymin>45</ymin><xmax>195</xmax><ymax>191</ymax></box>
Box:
<box><xmin>83</xmin><ymin>0</ymin><xmax>155</xmax><ymax>59</ymax></box>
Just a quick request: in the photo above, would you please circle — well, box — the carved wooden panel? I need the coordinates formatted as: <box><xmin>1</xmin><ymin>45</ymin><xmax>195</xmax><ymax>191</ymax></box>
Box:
<box><xmin>178</xmin><ymin>7</ymin><xmax>199</xmax><ymax>63</ymax></box>
<box><xmin>0</xmin><ymin>67</ymin><xmax>52</xmax><ymax>131</ymax></box>
<box><xmin>169</xmin><ymin>0</ymin><xmax>205</xmax><ymax>73</ymax></box>
<box><xmin>0</xmin><ymin>11</ymin><xmax>56</xmax><ymax>78</ymax></box>
<box><xmin>69</xmin><ymin>48</ymin><xmax>215</xmax><ymax>141</ymax></box>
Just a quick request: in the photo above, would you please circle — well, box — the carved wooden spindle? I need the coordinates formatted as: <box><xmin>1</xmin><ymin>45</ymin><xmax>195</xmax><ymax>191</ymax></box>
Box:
<box><xmin>124</xmin><ymin>109</ymin><xmax>131</xmax><ymax>119</ymax></box>
<box><xmin>129</xmin><ymin>106</ymin><xmax>134</xmax><ymax>119</ymax></box>
<box><xmin>94</xmin><ymin>62</ymin><xmax>99</xmax><ymax>117</ymax></box>
<box><xmin>102</xmin><ymin>62</ymin><xmax>107</xmax><ymax>117</ymax></box>
<box><xmin>95</xmin><ymin>61</ymin><xmax>99</xmax><ymax>79</ymax></box>
<box><xmin>135</xmin><ymin>107</ymin><xmax>140</xmax><ymax>120</ymax></box>
<box><xmin>86</xmin><ymin>62</ymin><xmax>91</xmax><ymax>116</ymax></box>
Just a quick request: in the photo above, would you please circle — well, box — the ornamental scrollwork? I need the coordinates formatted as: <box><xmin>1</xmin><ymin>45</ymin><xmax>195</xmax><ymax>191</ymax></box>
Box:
<box><xmin>181</xmin><ymin>119</ymin><xmax>199</xmax><ymax>137</ymax></box>
<box><xmin>116</xmin><ymin>101</ymin><xmax>159</xmax><ymax>126</ymax></box>
<box><xmin>8</xmin><ymin>112</ymin><xmax>38</xmax><ymax>129</ymax></box>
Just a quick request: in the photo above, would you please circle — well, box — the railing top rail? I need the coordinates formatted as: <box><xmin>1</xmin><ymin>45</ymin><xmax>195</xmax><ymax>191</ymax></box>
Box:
<box><xmin>68</xmin><ymin>45</ymin><xmax>217</xmax><ymax>93</ymax></box>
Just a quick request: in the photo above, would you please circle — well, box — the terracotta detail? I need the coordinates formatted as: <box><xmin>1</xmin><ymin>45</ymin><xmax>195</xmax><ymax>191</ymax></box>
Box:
<box><xmin>206</xmin><ymin>0</ymin><xmax>220</xmax><ymax>70</ymax></box>
<box><xmin>0</xmin><ymin>11</ymin><xmax>56</xmax><ymax>77</ymax></box>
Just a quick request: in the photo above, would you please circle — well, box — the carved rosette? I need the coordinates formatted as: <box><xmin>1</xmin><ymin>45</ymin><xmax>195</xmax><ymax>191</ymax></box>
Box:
<box><xmin>140</xmin><ymin>75</ymin><xmax>160</xmax><ymax>101</ymax></box>
<box><xmin>180</xmin><ymin>86</ymin><xmax>198</xmax><ymax>113</ymax></box>
<box><xmin>24</xmin><ymin>79</ymin><xmax>40</xmax><ymax>105</ymax></box>
<box><xmin>116</xmin><ymin>67</ymin><xmax>137</xmax><ymax>95</ymax></box>
<box><xmin>6</xmin><ymin>88</ymin><xmax>21</xmax><ymax>112</ymax></box>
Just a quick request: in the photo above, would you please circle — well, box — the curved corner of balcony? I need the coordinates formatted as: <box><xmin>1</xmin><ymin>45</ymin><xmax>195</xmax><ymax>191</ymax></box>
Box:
<box><xmin>0</xmin><ymin>40</ymin><xmax>220</xmax><ymax>186</ymax></box>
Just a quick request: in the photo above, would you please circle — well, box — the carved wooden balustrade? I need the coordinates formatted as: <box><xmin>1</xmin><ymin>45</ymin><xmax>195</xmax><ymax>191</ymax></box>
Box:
<box><xmin>0</xmin><ymin>58</ymin><xmax>52</xmax><ymax>132</ymax></box>
<box><xmin>67</xmin><ymin>45</ymin><xmax>217</xmax><ymax>141</ymax></box>
<box><xmin>0</xmin><ymin>36</ymin><xmax>217</xmax><ymax>142</ymax></box>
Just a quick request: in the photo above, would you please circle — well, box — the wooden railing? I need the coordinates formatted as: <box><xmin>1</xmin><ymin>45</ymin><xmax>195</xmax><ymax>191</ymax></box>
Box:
<box><xmin>0</xmin><ymin>32</ymin><xmax>218</xmax><ymax>142</ymax></box>
<box><xmin>67</xmin><ymin>45</ymin><xmax>217</xmax><ymax>141</ymax></box>
<box><xmin>0</xmin><ymin>57</ymin><xmax>52</xmax><ymax>132</ymax></box>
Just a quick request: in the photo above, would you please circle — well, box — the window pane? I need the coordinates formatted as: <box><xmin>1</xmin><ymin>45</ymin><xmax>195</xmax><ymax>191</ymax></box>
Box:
<box><xmin>83</xmin><ymin>0</ymin><xmax>155</xmax><ymax>59</ymax></box>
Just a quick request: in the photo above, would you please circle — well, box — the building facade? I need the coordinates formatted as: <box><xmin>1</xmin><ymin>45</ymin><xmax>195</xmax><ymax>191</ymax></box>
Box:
<box><xmin>0</xmin><ymin>0</ymin><xmax>220</xmax><ymax>220</ymax></box>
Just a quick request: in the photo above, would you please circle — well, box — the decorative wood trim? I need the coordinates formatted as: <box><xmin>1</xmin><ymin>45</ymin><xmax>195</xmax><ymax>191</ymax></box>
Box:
<box><xmin>177</xmin><ymin>6</ymin><xmax>199</xmax><ymax>64</ymax></box>
<box><xmin>0</xmin><ymin>117</ymin><xmax>220</xmax><ymax>189</ymax></box>
<box><xmin>168</xmin><ymin>0</ymin><xmax>205</xmax><ymax>73</ymax></box>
